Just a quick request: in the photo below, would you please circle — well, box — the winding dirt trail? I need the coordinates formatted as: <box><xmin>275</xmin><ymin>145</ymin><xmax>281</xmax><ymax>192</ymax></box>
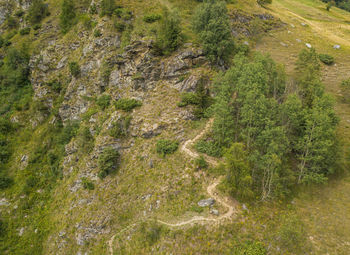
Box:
<box><xmin>108</xmin><ymin>119</ymin><xmax>238</xmax><ymax>254</ymax></box>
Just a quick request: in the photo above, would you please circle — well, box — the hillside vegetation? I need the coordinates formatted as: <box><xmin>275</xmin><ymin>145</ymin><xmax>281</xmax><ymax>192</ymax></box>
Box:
<box><xmin>0</xmin><ymin>0</ymin><xmax>349</xmax><ymax>254</ymax></box>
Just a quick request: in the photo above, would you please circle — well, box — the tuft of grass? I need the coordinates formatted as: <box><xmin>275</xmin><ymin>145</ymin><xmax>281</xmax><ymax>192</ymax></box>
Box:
<box><xmin>156</xmin><ymin>139</ymin><xmax>179</xmax><ymax>156</ymax></box>
<box><xmin>143</xmin><ymin>13</ymin><xmax>162</xmax><ymax>23</ymax></box>
<box><xmin>114</xmin><ymin>98</ymin><xmax>142</xmax><ymax>112</ymax></box>
<box><xmin>98</xmin><ymin>147</ymin><xmax>120</xmax><ymax>179</ymax></box>
<box><xmin>319</xmin><ymin>53</ymin><xmax>334</xmax><ymax>65</ymax></box>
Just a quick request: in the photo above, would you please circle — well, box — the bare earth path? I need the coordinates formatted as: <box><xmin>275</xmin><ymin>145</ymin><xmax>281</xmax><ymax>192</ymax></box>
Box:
<box><xmin>108</xmin><ymin>119</ymin><xmax>238</xmax><ymax>254</ymax></box>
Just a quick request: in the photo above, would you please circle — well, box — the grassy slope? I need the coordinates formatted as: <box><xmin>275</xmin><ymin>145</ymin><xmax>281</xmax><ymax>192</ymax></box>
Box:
<box><xmin>2</xmin><ymin>0</ymin><xmax>350</xmax><ymax>254</ymax></box>
<box><xmin>108</xmin><ymin>0</ymin><xmax>350</xmax><ymax>254</ymax></box>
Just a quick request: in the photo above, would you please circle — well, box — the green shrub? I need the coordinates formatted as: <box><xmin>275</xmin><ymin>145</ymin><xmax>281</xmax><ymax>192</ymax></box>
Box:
<box><xmin>15</xmin><ymin>10</ymin><xmax>25</xmax><ymax>17</ymax></box>
<box><xmin>0</xmin><ymin>219</ymin><xmax>7</xmax><ymax>237</ymax></box>
<box><xmin>101</xmin><ymin>61</ymin><xmax>111</xmax><ymax>84</ymax></box>
<box><xmin>114</xmin><ymin>21</ymin><xmax>126</xmax><ymax>32</ymax></box>
<box><xmin>33</xmin><ymin>24</ymin><xmax>42</xmax><ymax>30</ymax></box>
<box><xmin>0</xmin><ymin>135</ymin><xmax>10</xmax><ymax>164</ymax></box>
<box><xmin>194</xmin><ymin>156</ymin><xmax>208</xmax><ymax>170</ymax></box>
<box><xmin>81</xmin><ymin>177</ymin><xmax>95</xmax><ymax>190</ymax></box>
<box><xmin>60</xmin><ymin>0</ymin><xmax>76</xmax><ymax>34</ymax></box>
<box><xmin>190</xmin><ymin>204</ymin><xmax>204</xmax><ymax>213</ymax></box>
<box><xmin>47</xmin><ymin>79</ymin><xmax>62</xmax><ymax>93</ymax></box>
<box><xmin>178</xmin><ymin>79</ymin><xmax>211</xmax><ymax>118</ymax></box>
<box><xmin>0</xmin><ymin>175</ymin><xmax>14</xmax><ymax>190</ymax></box>
<box><xmin>19</xmin><ymin>27</ymin><xmax>31</xmax><ymax>36</ymax></box>
<box><xmin>257</xmin><ymin>0</ymin><xmax>272</xmax><ymax>6</ymax></box>
<box><xmin>114</xmin><ymin>98</ymin><xmax>142</xmax><ymax>112</ymax></box>
<box><xmin>341</xmin><ymin>78</ymin><xmax>350</xmax><ymax>103</ymax></box>
<box><xmin>94</xmin><ymin>29</ymin><xmax>102</xmax><ymax>37</ymax></box>
<box><xmin>69</xmin><ymin>62</ymin><xmax>80</xmax><ymax>77</ymax></box>
<box><xmin>89</xmin><ymin>3</ymin><xmax>98</xmax><ymax>15</ymax></box>
<box><xmin>6</xmin><ymin>16</ymin><xmax>18</xmax><ymax>29</ymax></box>
<box><xmin>154</xmin><ymin>9</ymin><xmax>182</xmax><ymax>55</ymax></box>
<box><xmin>0</xmin><ymin>118</ymin><xmax>13</xmax><ymax>134</ymax></box>
<box><xmin>98</xmin><ymin>147</ymin><xmax>120</xmax><ymax>178</ymax></box>
<box><xmin>114</xmin><ymin>8</ymin><xmax>124</xmax><ymax>18</ymax></box>
<box><xmin>58</xmin><ymin>121</ymin><xmax>79</xmax><ymax>145</ymax></box>
<box><xmin>31</xmin><ymin>99</ymin><xmax>49</xmax><ymax>114</ymax></box>
<box><xmin>1</xmin><ymin>47</ymin><xmax>30</xmax><ymax>88</ymax></box>
<box><xmin>156</xmin><ymin>139</ymin><xmax>179</xmax><ymax>156</ymax></box>
<box><xmin>178</xmin><ymin>93</ymin><xmax>201</xmax><ymax>107</ymax></box>
<box><xmin>76</xmin><ymin>126</ymin><xmax>94</xmax><ymax>153</ymax></box>
<box><xmin>195</xmin><ymin>140</ymin><xmax>222</xmax><ymax>157</ymax></box>
<box><xmin>27</xmin><ymin>0</ymin><xmax>49</xmax><ymax>25</ymax></box>
<box><xmin>101</xmin><ymin>0</ymin><xmax>117</xmax><ymax>17</ymax></box>
<box><xmin>140</xmin><ymin>221</ymin><xmax>163</xmax><ymax>246</ymax></box>
<box><xmin>96</xmin><ymin>94</ymin><xmax>111</xmax><ymax>110</ymax></box>
<box><xmin>143</xmin><ymin>13</ymin><xmax>162</xmax><ymax>23</ymax></box>
<box><xmin>319</xmin><ymin>53</ymin><xmax>334</xmax><ymax>65</ymax></box>
<box><xmin>109</xmin><ymin>115</ymin><xmax>132</xmax><ymax>138</ymax></box>
<box><xmin>234</xmin><ymin>241</ymin><xmax>267</xmax><ymax>255</ymax></box>
<box><xmin>80</xmin><ymin>15</ymin><xmax>93</xmax><ymax>30</ymax></box>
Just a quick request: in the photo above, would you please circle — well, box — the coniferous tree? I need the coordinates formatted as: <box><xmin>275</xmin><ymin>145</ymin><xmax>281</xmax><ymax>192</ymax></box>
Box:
<box><xmin>192</xmin><ymin>0</ymin><xmax>234</xmax><ymax>64</ymax></box>
<box><xmin>154</xmin><ymin>9</ymin><xmax>183</xmax><ymax>55</ymax></box>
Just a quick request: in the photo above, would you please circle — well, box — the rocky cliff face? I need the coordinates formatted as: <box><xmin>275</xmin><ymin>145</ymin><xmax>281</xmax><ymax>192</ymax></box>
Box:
<box><xmin>25</xmin><ymin>17</ymin><xmax>210</xmax><ymax>253</ymax></box>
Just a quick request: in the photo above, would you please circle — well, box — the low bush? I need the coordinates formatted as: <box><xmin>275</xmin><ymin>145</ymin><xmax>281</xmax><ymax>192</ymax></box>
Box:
<box><xmin>6</xmin><ymin>16</ymin><xmax>18</xmax><ymax>29</ymax></box>
<box><xmin>101</xmin><ymin>0</ymin><xmax>117</xmax><ymax>17</ymax></box>
<box><xmin>194</xmin><ymin>156</ymin><xmax>208</xmax><ymax>170</ymax></box>
<box><xmin>0</xmin><ymin>135</ymin><xmax>11</xmax><ymax>164</ymax></box>
<box><xmin>19</xmin><ymin>27</ymin><xmax>31</xmax><ymax>36</ymax></box>
<box><xmin>46</xmin><ymin>79</ymin><xmax>62</xmax><ymax>93</ymax></box>
<box><xmin>89</xmin><ymin>4</ymin><xmax>98</xmax><ymax>15</ymax></box>
<box><xmin>58</xmin><ymin>121</ymin><xmax>79</xmax><ymax>145</ymax></box>
<box><xmin>257</xmin><ymin>0</ymin><xmax>272</xmax><ymax>6</ymax></box>
<box><xmin>341</xmin><ymin>78</ymin><xmax>350</xmax><ymax>103</ymax></box>
<box><xmin>178</xmin><ymin>93</ymin><xmax>201</xmax><ymax>107</ymax></box>
<box><xmin>319</xmin><ymin>53</ymin><xmax>334</xmax><ymax>65</ymax></box>
<box><xmin>33</xmin><ymin>24</ymin><xmax>41</xmax><ymax>30</ymax></box>
<box><xmin>76</xmin><ymin>126</ymin><xmax>94</xmax><ymax>153</ymax></box>
<box><xmin>143</xmin><ymin>14</ymin><xmax>162</xmax><ymax>23</ymax></box>
<box><xmin>94</xmin><ymin>29</ymin><xmax>102</xmax><ymax>37</ymax></box>
<box><xmin>140</xmin><ymin>221</ymin><xmax>163</xmax><ymax>246</ymax></box>
<box><xmin>114</xmin><ymin>98</ymin><xmax>142</xmax><ymax>112</ymax></box>
<box><xmin>177</xmin><ymin>79</ymin><xmax>211</xmax><ymax>118</ymax></box>
<box><xmin>0</xmin><ymin>175</ymin><xmax>14</xmax><ymax>190</ymax></box>
<box><xmin>234</xmin><ymin>241</ymin><xmax>267</xmax><ymax>255</ymax></box>
<box><xmin>96</xmin><ymin>94</ymin><xmax>111</xmax><ymax>110</ymax></box>
<box><xmin>69</xmin><ymin>62</ymin><xmax>80</xmax><ymax>77</ymax></box>
<box><xmin>195</xmin><ymin>140</ymin><xmax>222</xmax><ymax>157</ymax></box>
<box><xmin>109</xmin><ymin>115</ymin><xmax>132</xmax><ymax>138</ymax></box>
<box><xmin>114</xmin><ymin>21</ymin><xmax>126</xmax><ymax>32</ymax></box>
<box><xmin>98</xmin><ymin>147</ymin><xmax>120</xmax><ymax>178</ymax></box>
<box><xmin>15</xmin><ymin>10</ymin><xmax>25</xmax><ymax>17</ymax></box>
<box><xmin>81</xmin><ymin>177</ymin><xmax>95</xmax><ymax>190</ymax></box>
<box><xmin>156</xmin><ymin>139</ymin><xmax>179</xmax><ymax>156</ymax></box>
<box><xmin>80</xmin><ymin>15</ymin><xmax>93</xmax><ymax>30</ymax></box>
<box><xmin>0</xmin><ymin>118</ymin><xmax>13</xmax><ymax>134</ymax></box>
<box><xmin>27</xmin><ymin>0</ymin><xmax>49</xmax><ymax>25</ymax></box>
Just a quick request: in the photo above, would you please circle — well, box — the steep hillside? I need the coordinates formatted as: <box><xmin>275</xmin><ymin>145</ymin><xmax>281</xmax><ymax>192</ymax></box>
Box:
<box><xmin>0</xmin><ymin>0</ymin><xmax>349</xmax><ymax>255</ymax></box>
